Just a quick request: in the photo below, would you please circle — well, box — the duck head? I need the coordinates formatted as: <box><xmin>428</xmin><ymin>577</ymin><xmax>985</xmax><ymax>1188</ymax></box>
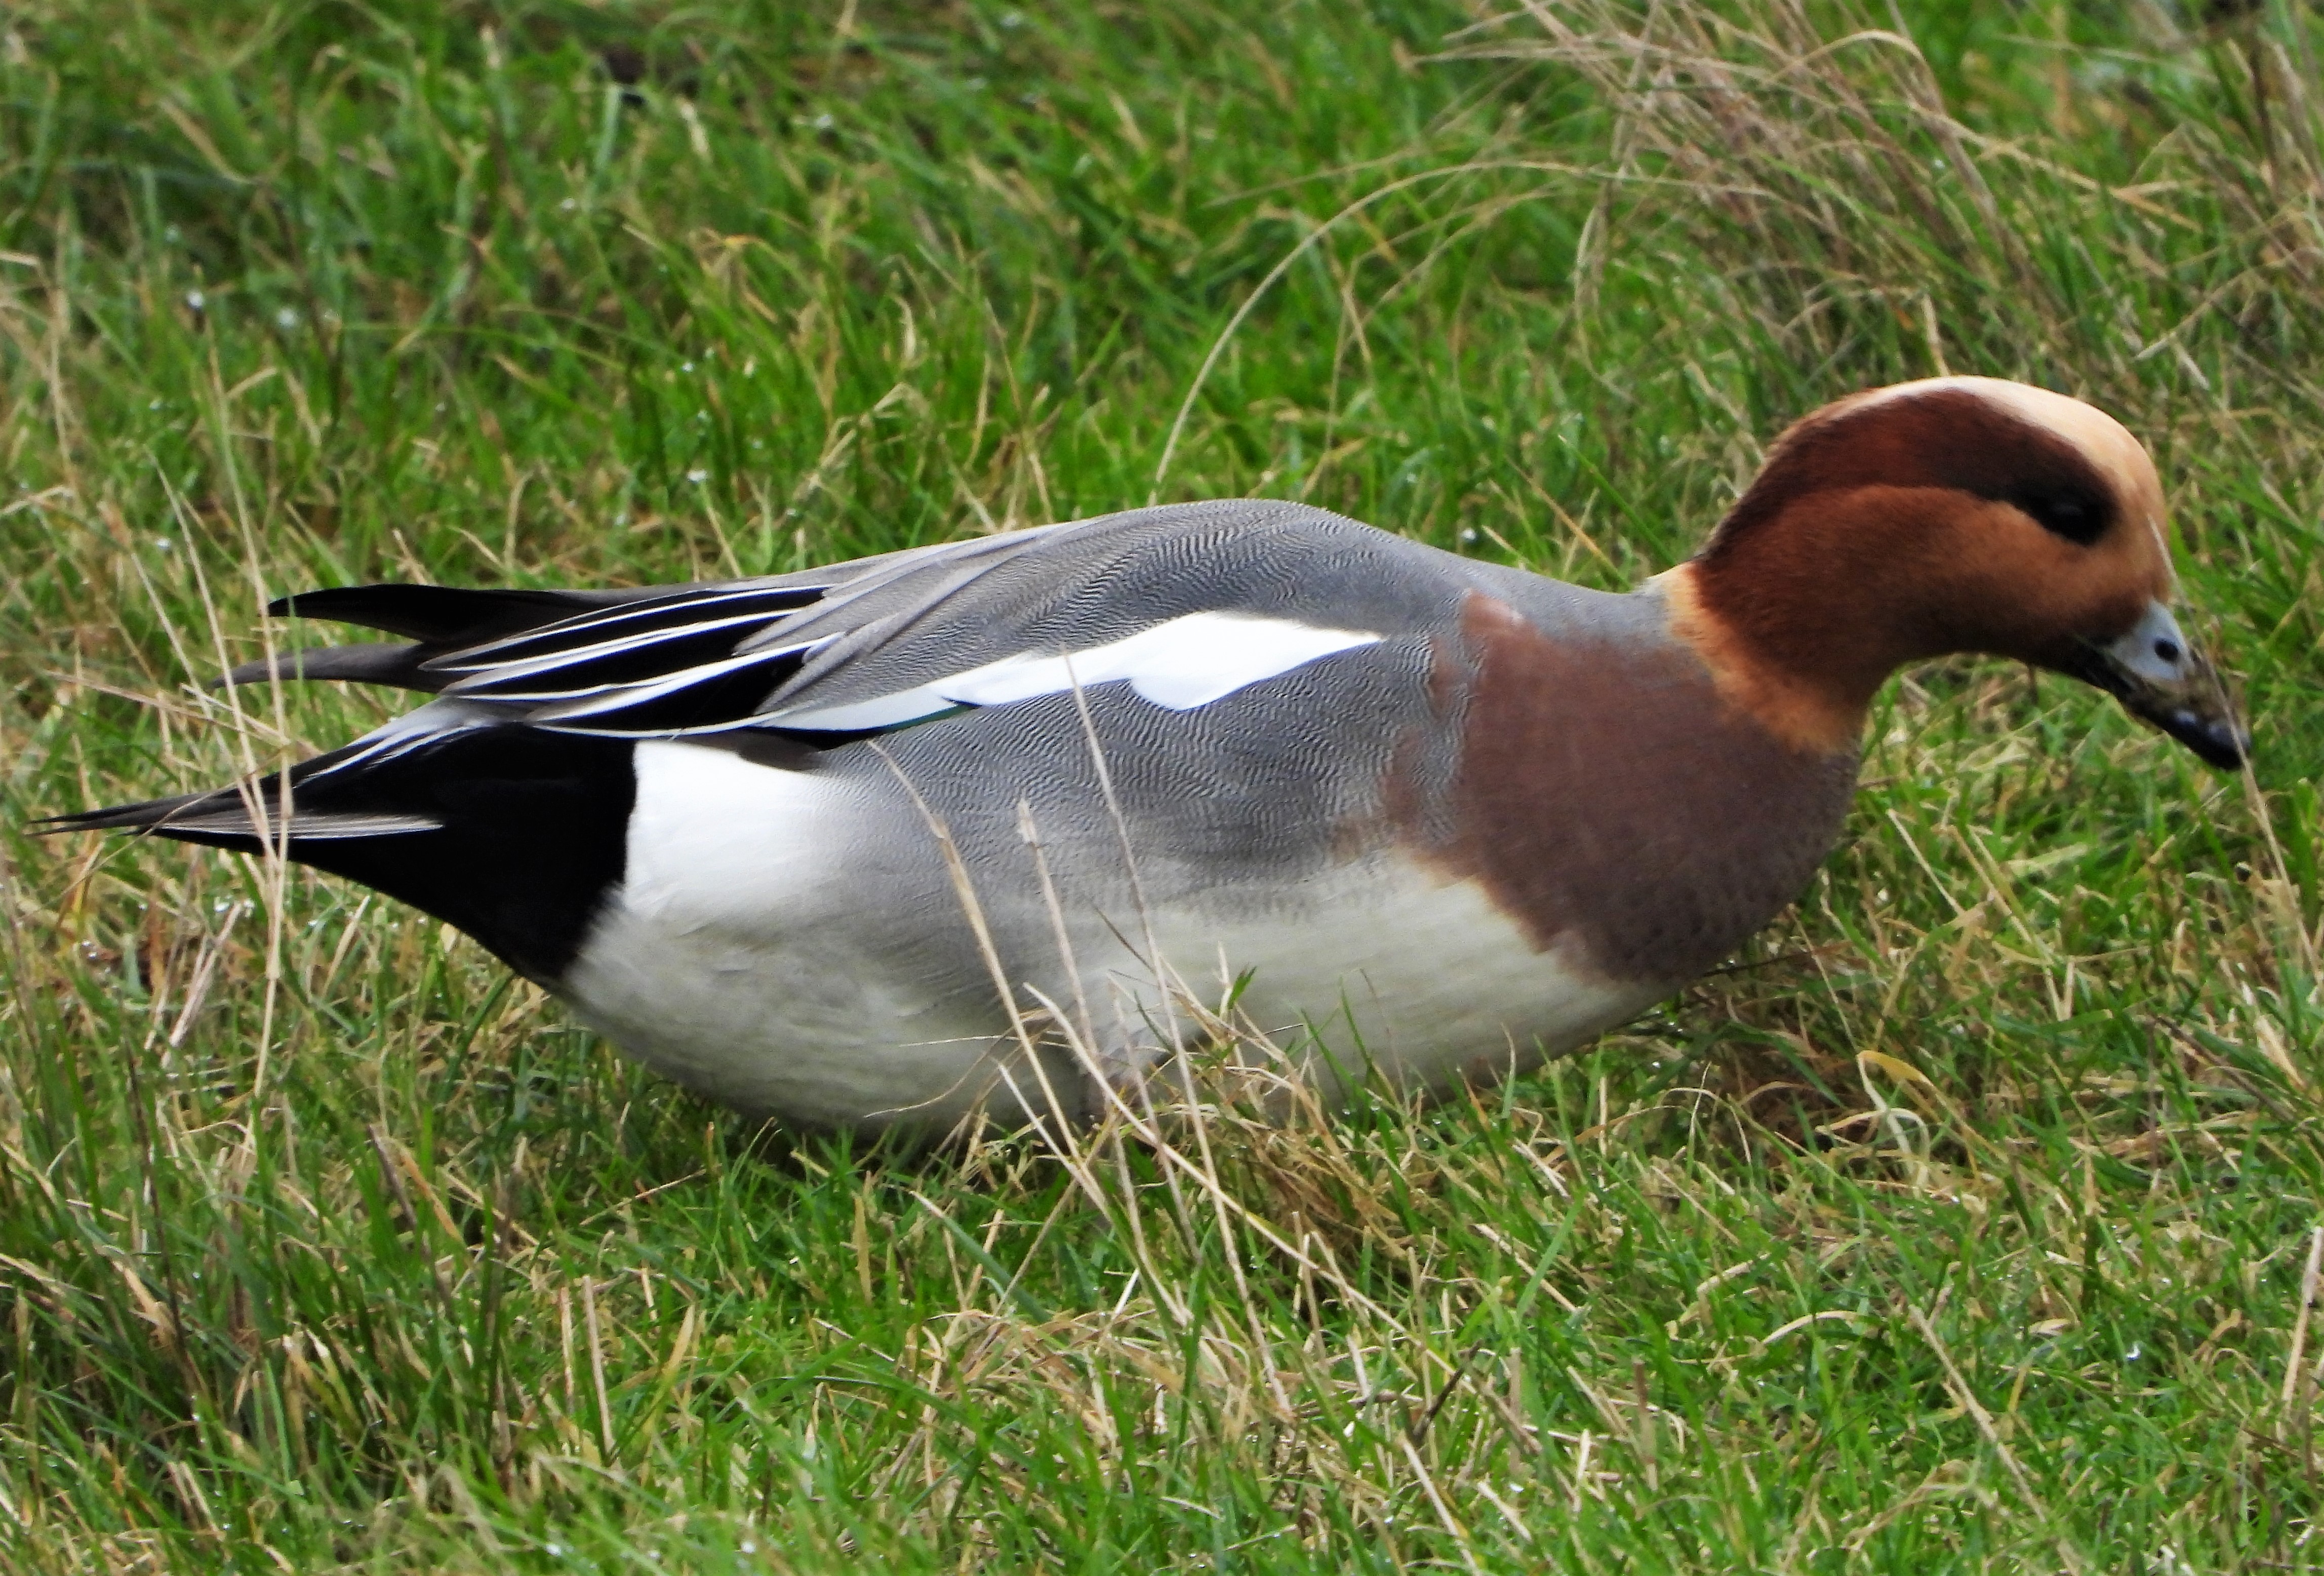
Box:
<box><xmin>1663</xmin><ymin>376</ymin><xmax>2248</xmax><ymax>768</ymax></box>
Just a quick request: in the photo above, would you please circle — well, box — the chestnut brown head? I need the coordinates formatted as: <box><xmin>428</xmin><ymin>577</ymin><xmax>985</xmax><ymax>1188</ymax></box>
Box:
<box><xmin>1670</xmin><ymin>376</ymin><xmax>2246</xmax><ymax>767</ymax></box>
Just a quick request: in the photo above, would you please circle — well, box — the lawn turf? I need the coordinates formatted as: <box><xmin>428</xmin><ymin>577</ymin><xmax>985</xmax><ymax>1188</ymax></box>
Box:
<box><xmin>2</xmin><ymin>0</ymin><xmax>2321</xmax><ymax>1569</ymax></box>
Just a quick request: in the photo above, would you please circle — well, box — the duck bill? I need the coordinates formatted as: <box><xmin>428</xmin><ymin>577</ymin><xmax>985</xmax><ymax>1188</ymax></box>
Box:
<box><xmin>2112</xmin><ymin>659</ymin><xmax>2249</xmax><ymax>769</ymax></box>
<box><xmin>2063</xmin><ymin>603</ymin><xmax>2250</xmax><ymax>770</ymax></box>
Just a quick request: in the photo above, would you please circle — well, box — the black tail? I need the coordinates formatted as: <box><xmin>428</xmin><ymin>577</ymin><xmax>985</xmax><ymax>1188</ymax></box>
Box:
<box><xmin>44</xmin><ymin>726</ymin><xmax>636</xmax><ymax>983</ymax></box>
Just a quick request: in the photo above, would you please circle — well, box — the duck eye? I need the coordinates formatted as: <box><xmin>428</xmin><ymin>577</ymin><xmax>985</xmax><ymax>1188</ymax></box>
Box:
<box><xmin>2013</xmin><ymin>490</ymin><xmax>2109</xmax><ymax>545</ymax></box>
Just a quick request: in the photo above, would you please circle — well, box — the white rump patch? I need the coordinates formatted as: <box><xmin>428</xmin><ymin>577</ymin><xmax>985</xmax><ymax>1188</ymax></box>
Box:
<box><xmin>763</xmin><ymin>610</ymin><xmax>1382</xmax><ymax>734</ymax></box>
<box><xmin>619</xmin><ymin>741</ymin><xmax>845</xmax><ymax>929</ymax></box>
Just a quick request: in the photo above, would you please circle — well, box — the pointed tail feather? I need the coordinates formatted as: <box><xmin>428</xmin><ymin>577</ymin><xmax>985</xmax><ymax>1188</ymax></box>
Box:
<box><xmin>233</xmin><ymin>581</ymin><xmax>824</xmax><ymax>700</ymax></box>
<box><xmin>225</xmin><ymin>583</ymin><xmax>672</xmax><ymax>697</ymax></box>
<box><xmin>37</xmin><ymin>773</ymin><xmax>440</xmax><ymax>847</ymax></box>
<box><xmin>211</xmin><ymin>642</ymin><xmax>438</xmax><ymax>692</ymax></box>
<box><xmin>269</xmin><ymin>583</ymin><xmax>652</xmax><ymax>644</ymax></box>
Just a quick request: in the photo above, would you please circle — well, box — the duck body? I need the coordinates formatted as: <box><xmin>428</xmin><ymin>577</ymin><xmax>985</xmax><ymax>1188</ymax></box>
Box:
<box><xmin>57</xmin><ymin>378</ymin><xmax>2243</xmax><ymax>1136</ymax></box>
<box><xmin>556</xmin><ymin>503</ymin><xmax>1857</xmax><ymax>1128</ymax></box>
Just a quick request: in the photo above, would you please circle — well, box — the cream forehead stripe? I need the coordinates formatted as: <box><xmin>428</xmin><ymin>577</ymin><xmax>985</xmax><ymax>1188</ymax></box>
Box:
<box><xmin>764</xmin><ymin>611</ymin><xmax>1385</xmax><ymax>733</ymax></box>
<box><xmin>1847</xmin><ymin>375</ymin><xmax>2172</xmax><ymax>561</ymax></box>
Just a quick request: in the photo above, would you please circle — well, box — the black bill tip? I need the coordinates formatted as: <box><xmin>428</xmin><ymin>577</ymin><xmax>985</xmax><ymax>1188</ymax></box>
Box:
<box><xmin>2142</xmin><ymin>701</ymin><xmax>2250</xmax><ymax>771</ymax></box>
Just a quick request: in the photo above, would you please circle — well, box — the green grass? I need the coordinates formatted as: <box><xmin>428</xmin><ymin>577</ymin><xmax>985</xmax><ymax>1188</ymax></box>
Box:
<box><xmin>3</xmin><ymin>0</ymin><xmax>2322</xmax><ymax>1568</ymax></box>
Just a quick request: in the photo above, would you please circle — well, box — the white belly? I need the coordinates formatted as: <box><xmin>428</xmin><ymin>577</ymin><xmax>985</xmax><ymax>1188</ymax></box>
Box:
<box><xmin>1132</xmin><ymin>863</ymin><xmax>1659</xmax><ymax>1099</ymax></box>
<box><xmin>563</xmin><ymin>743</ymin><xmax>1659</xmax><ymax>1131</ymax></box>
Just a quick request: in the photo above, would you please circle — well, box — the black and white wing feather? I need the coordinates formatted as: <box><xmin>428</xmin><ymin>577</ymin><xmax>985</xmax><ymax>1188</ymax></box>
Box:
<box><xmin>206</xmin><ymin>500</ymin><xmax>1429</xmax><ymax>743</ymax></box>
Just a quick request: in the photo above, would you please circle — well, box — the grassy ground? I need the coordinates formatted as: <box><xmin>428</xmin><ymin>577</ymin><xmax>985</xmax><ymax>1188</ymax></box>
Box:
<box><xmin>2</xmin><ymin>0</ymin><xmax>2321</xmax><ymax>1568</ymax></box>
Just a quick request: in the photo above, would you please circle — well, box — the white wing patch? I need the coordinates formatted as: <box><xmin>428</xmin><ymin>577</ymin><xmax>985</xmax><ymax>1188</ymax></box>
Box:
<box><xmin>764</xmin><ymin>611</ymin><xmax>1383</xmax><ymax>734</ymax></box>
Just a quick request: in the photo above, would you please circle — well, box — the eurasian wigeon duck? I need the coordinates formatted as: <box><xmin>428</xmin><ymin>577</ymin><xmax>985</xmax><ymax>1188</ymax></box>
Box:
<box><xmin>55</xmin><ymin>376</ymin><xmax>2246</xmax><ymax>1134</ymax></box>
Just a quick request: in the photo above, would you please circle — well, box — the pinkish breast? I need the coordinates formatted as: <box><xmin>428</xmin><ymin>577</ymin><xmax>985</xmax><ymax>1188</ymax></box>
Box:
<box><xmin>1390</xmin><ymin>592</ymin><xmax>1860</xmax><ymax>989</ymax></box>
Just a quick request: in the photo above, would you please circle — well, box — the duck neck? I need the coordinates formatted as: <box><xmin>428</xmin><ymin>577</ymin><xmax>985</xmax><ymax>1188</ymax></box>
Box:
<box><xmin>1654</xmin><ymin>557</ymin><xmax>1887</xmax><ymax>759</ymax></box>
